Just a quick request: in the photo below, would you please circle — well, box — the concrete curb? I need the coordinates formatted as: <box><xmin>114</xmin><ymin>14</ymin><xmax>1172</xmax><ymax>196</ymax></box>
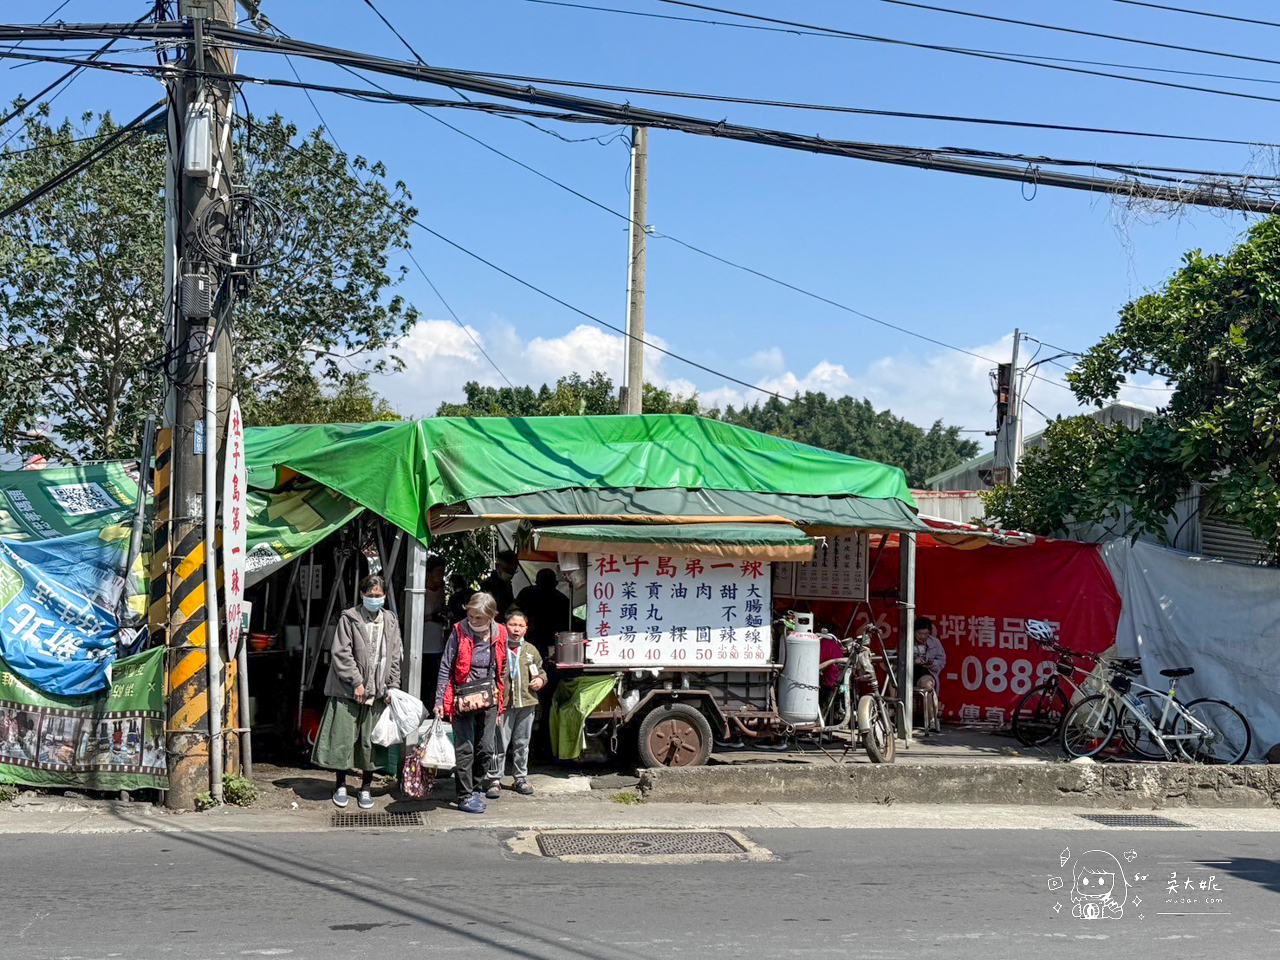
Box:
<box><xmin>637</xmin><ymin>761</ymin><xmax>1280</xmax><ymax>808</ymax></box>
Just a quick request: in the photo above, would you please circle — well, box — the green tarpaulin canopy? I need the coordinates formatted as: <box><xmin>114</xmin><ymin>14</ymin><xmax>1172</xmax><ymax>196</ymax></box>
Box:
<box><xmin>244</xmin><ymin>415</ymin><xmax>918</xmax><ymax>543</ymax></box>
<box><xmin>531</xmin><ymin>521</ymin><xmax>816</xmax><ymax>561</ymax></box>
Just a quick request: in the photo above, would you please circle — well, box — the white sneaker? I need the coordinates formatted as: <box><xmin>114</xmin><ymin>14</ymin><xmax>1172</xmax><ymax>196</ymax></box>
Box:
<box><xmin>357</xmin><ymin>789</ymin><xmax>374</xmax><ymax>810</ymax></box>
<box><xmin>332</xmin><ymin>786</ymin><xmax>349</xmax><ymax>809</ymax></box>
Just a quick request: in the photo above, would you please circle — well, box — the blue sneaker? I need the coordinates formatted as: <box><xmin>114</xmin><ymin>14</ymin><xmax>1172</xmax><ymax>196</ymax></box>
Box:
<box><xmin>458</xmin><ymin>794</ymin><xmax>487</xmax><ymax>814</ymax></box>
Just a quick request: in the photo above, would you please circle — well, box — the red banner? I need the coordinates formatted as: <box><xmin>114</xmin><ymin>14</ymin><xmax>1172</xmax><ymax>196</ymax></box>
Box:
<box><xmin>788</xmin><ymin>538</ymin><xmax>1121</xmax><ymax>724</ymax></box>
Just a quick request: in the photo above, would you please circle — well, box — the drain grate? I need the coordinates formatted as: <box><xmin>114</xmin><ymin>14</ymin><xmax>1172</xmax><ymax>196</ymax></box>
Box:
<box><xmin>332</xmin><ymin>811</ymin><xmax>423</xmax><ymax>829</ymax></box>
<box><xmin>536</xmin><ymin>830</ymin><xmax>748</xmax><ymax>858</ymax></box>
<box><xmin>1077</xmin><ymin>814</ymin><xmax>1188</xmax><ymax>828</ymax></box>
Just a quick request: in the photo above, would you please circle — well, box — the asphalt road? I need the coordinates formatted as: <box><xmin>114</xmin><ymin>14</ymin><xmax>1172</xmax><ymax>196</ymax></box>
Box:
<box><xmin>2</xmin><ymin>825</ymin><xmax>1277</xmax><ymax>959</ymax></box>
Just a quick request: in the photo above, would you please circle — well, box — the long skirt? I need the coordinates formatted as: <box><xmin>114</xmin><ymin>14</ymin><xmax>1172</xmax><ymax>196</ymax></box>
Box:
<box><xmin>311</xmin><ymin>697</ymin><xmax>388</xmax><ymax>774</ymax></box>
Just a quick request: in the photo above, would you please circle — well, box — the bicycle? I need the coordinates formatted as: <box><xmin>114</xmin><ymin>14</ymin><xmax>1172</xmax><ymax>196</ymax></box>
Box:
<box><xmin>1011</xmin><ymin>641</ymin><xmax>1102</xmax><ymax>747</ymax></box>
<box><xmin>815</xmin><ymin>625</ymin><xmax>898</xmax><ymax>763</ymax></box>
<box><xmin>1060</xmin><ymin>657</ymin><xmax>1252</xmax><ymax>764</ymax></box>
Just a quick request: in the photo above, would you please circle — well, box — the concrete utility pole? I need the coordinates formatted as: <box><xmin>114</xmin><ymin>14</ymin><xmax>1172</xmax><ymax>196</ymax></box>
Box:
<box><xmin>620</xmin><ymin>126</ymin><xmax>648</xmax><ymax>415</ymax></box>
<box><xmin>993</xmin><ymin>328</ymin><xmax>1021</xmax><ymax>486</ymax></box>
<box><xmin>160</xmin><ymin>0</ymin><xmax>237</xmax><ymax>810</ymax></box>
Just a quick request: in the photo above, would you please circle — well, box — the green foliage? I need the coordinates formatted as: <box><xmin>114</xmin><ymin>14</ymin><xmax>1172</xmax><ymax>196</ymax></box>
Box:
<box><xmin>222</xmin><ymin>772</ymin><xmax>258</xmax><ymax>807</ymax></box>
<box><xmin>986</xmin><ymin>216</ymin><xmax>1280</xmax><ymax>556</ymax></box>
<box><xmin>242</xmin><ymin>372</ymin><xmax>400</xmax><ymax>427</ymax></box>
<box><xmin>721</xmin><ymin>394</ymin><xmax>978</xmax><ymax>487</ymax></box>
<box><xmin>193</xmin><ymin>791</ymin><xmax>218</xmax><ymax>812</ymax></box>
<box><xmin>0</xmin><ymin>110</ymin><xmax>417</xmax><ymax>460</ymax></box>
<box><xmin>0</xmin><ymin>782</ymin><xmax>17</xmax><ymax>803</ymax></box>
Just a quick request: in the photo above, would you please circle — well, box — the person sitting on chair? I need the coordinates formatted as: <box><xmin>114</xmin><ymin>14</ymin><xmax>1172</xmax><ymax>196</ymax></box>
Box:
<box><xmin>913</xmin><ymin>616</ymin><xmax>946</xmax><ymax>734</ymax></box>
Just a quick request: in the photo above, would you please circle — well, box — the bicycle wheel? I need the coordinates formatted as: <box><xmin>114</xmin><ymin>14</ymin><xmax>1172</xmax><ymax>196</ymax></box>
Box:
<box><xmin>1118</xmin><ymin>691</ymin><xmax>1175</xmax><ymax>760</ymax></box>
<box><xmin>1061</xmin><ymin>694</ymin><xmax>1118</xmax><ymax>759</ymax></box>
<box><xmin>1175</xmin><ymin>698</ymin><xmax>1252</xmax><ymax>764</ymax></box>
<box><xmin>1012</xmin><ymin>680</ymin><xmax>1071</xmax><ymax>747</ymax></box>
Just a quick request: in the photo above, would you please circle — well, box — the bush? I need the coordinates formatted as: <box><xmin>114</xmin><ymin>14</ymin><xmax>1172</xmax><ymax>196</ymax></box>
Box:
<box><xmin>0</xmin><ymin>782</ymin><xmax>17</xmax><ymax>803</ymax></box>
<box><xmin>222</xmin><ymin>773</ymin><xmax>257</xmax><ymax>807</ymax></box>
<box><xmin>194</xmin><ymin>791</ymin><xmax>218</xmax><ymax>812</ymax></box>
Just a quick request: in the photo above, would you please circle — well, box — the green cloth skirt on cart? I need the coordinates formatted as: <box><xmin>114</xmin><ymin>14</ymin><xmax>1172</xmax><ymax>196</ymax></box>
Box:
<box><xmin>311</xmin><ymin>697</ymin><xmax>393</xmax><ymax>774</ymax></box>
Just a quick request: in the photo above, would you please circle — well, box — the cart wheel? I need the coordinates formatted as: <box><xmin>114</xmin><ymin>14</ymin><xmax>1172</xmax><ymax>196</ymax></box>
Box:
<box><xmin>637</xmin><ymin>703</ymin><xmax>713</xmax><ymax>768</ymax></box>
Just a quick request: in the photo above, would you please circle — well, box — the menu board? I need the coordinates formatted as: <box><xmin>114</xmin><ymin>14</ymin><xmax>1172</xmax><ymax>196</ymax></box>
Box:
<box><xmin>586</xmin><ymin>554</ymin><xmax>772</xmax><ymax>668</ymax></box>
<box><xmin>773</xmin><ymin>534</ymin><xmax>869</xmax><ymax>601</ymax></box>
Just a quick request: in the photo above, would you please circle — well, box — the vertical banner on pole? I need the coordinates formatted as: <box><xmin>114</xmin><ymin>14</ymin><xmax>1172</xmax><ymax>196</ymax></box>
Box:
<box><xmin>221</xmin><ymin>397</ymin><xmax>247</xmax><ymax>660</ymax></box>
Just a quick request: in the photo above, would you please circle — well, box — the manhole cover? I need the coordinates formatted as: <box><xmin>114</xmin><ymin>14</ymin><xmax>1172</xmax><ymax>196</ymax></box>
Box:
<box><xmin>536</xmin><ymin>831</ymin><xmax>748</xmax><ymax>858</ymax></box>
<box><xmin>331</xmin><ymin>811</ymin><xmax>423</xmax><ymax>829</ymax></box>
<box><xmin>1077</xmin><ymin>814</ymin><xmax>1188</xmax><ymax>828</ymax></box>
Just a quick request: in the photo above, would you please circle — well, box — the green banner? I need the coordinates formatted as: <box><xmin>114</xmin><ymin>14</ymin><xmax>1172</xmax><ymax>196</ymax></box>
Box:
<box><xmin>0</xmin><ymin>647</ymin><xmax>167</xmax><ymax>791</ymax></box>
<box><xmin>0</xmin><ymin>463</ymin><xmax>140</xmax><ymax>541</ymax></box>
<box><xmin>244</xmin><ymin>479</ymin><xmax>364</xmax><ymax>585</ymax></box>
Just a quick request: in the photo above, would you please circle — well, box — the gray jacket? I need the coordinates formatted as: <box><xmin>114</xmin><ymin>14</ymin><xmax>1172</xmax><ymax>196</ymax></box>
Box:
<box><xmin>324</xmin><ymin>607</ymin><xmax>403</xmax><ymax>702</ymax></box>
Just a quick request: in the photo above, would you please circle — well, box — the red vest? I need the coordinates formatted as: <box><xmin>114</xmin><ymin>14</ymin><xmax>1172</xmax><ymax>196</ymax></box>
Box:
<box><xmin>441</xmin><ymin>622</ymin><xmax>508</xmax><ymax>720</ymax></box>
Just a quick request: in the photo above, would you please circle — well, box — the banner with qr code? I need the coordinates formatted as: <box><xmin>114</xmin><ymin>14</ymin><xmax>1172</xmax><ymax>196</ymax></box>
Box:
<box><xmin>0</xmin><ymin>645</ymin><xmax>166</xmax><ymax>791</ymax></box>
<box><xmin>0</xmin><ymin>463</ymin><xmax>139</xmax><ymax>542</ymax></box>
<box><xmin>0</xmin><ymin>532</ymin><xmax>127</xmax><ymax>697</ymax></box>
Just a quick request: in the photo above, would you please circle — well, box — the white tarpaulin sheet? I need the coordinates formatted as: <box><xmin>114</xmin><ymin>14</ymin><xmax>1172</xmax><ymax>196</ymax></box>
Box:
<box><xmin>1102</xmin><ymin>539</ymin><xmax>1277</xmax><ymax>761</ymax></box>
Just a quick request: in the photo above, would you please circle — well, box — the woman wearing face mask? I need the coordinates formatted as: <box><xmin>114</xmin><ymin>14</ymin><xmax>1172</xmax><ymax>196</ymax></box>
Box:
<box><xmin>434</xmin><ymin>591</ymin><xmax>507</xmax><ymax>814</ymax></box>
<box><xmin>312</xmin><ymin>574</ymin><xmax>403</xmax><ymax>810</ymax></box>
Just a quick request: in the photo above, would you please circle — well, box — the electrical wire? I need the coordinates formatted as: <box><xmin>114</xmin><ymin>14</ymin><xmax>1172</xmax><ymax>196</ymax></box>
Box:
<box><xmin>249</xmin><ymin>120</ymin><xmax>791</xmax><ymax>402</ymax></box>
<box><xmin>646</xmin><ymin>1</ymin><xmax>1280</xmax><ymax>108</ymax></box>
<box><xmin>0</xmin><ymin>100</ymin><xmax>166</xmax><ymax>219</ymax></box>
<box><xmin>869</xmin><ymin>0</ymin><xmax>1280</xmax><ymax>70</ymax></box>
<box><xmin>520</xmin><ymin>0</ymin><xmax>1280</xmax><ymax>92</ymax></box>
<box><xmin>266</xmin><ymin>22</ymin><xmax>518</xmax><ymax>391</ymax></box>
<box><xmin>1112</xmin><ymin>0</ymin><xmax>1280</xmax><ymax>29</ymax></box>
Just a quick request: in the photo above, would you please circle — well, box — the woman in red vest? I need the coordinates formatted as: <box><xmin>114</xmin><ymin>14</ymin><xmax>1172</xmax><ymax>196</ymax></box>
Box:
<box><xmin>434</xmin><ymin>592</ymin><xmax>507</xmax><ymax>814</ymax></box>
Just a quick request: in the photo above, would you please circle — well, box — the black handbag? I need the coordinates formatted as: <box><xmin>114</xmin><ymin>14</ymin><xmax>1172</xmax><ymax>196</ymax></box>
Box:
<box><xmin>454</xmin><ymin>677</ymin><xmax>496</xmax><ymax>713</ymax></box>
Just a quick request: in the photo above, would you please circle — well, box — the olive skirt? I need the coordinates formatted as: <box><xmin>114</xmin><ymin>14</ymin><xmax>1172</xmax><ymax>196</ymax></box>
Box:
<box><xmin>311</xmin><ymin>697</ymin><xmax>389</xmax><ymax>774</ymax></box>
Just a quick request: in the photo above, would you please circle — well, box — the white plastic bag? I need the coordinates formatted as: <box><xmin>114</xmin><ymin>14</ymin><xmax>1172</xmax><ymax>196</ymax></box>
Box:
<box><xmin>387</xmin><ymin>689</ymin><xmax>426</xmax><ymax>740</ymax></box>
<box><xmin>371</xmin><ymin>704</ymin><xmax>400</xmax><ymax>747</ymax></box>
<box><xmin>421</xmin><ymin>718</ymin><xmax>456</xmax><ymax>770</ymax></box>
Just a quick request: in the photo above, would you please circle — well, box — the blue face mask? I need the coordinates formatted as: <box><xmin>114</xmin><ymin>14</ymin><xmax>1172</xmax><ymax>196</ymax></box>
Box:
<box><xmin>362</xmin><ymin>595</ymin><xmax>385</xmax><ymax>613</ymax></box>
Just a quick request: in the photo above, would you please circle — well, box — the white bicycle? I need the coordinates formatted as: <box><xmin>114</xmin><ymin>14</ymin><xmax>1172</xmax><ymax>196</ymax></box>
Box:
<box><xmin>1061</xmin><ymin>657</ymin><xmax>1251</xmax><ymax>764</ymax></box>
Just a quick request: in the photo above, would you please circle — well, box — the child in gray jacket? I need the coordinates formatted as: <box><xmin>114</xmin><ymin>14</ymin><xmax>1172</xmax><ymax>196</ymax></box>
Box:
<box><xmin>485</xmin><ymin>608</ymin><xmax>544</xmax><ymax>797</ymax></box>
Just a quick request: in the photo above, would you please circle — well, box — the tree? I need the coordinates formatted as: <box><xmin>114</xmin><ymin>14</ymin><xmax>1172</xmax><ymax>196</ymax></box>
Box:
<box><xmin>983</xmin><ymin>217</ymin><xmax>1280</xmax><ymax>556</ymax></box>
<box><xmin>242</xmin><ymin>372</ymin><xmax>401</xmax><ymax>426</ymax></box>
<box><xmin>436</xmin><ymin>372</ymin><xmax>700</xmax><ymax>418</ymax></box>
<box><xmin>0</xmin><ymin>108</ymin><xmax>418</xmax><ymax>461</ymax></box>
<box><xmin>721</xmin><ymin>393</ymin><xmax>978</xmax><ymax>487</ymax></box>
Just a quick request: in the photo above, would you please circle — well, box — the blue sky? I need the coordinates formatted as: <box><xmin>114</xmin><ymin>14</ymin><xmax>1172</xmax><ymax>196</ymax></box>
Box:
<box><xmin>5</xmin><ymin>0</ymin><xmax>1272</xmax><ymax>435</ymax></box>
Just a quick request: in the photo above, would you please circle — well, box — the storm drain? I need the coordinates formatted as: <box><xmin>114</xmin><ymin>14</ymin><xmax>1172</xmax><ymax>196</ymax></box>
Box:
<box><xmin>536</xmin><ymin>830</ymin><xmax>748</xmax><ymax>858</ymax></box>
<box><xmin>1077</xmin><ymin>814</ymin><xmax>1189</xmax><ymax>828</ymax></box>
<box><xmin>331</xmin><ymin>811</ymin><xmax>424</xmax><ymax>829</ymax></box>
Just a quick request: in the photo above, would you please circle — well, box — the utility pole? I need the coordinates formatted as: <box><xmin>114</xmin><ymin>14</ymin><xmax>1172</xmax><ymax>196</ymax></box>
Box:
<box><xmin>620</xmin><ymin>126</ymin><xmax>648</xmax><ymax>415</ymax></box>
<box><xmin>160</xmin><ymin>0</ymin><xmax>237</xmax><ymax>810</ymax></box>
<box><xmin>993</xmin><ymin>328</ymin><xmax>1021</xmax><ymax>486</ymax></box>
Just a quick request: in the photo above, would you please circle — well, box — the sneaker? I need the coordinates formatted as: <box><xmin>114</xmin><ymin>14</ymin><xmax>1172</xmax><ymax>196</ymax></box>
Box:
<box><xmin>357</xmin><ymin>789</ymin><xmax>373</xmax><ymax>810</ymax></box>
<box><xmin>332</xmin><ymin>786</ymin><xmax>349</xmax><ymax>809</ymax></box>
<box><xmin>514</xmin><ymin>779</ymin><xmax>534</xmax><ymax>796</ymax></box>
<box><xmin>485</xmin><ymin>781</ymin><xmax>502</xmax><ymax>800</ymax></box>
<box><xmin>458</xmin><ymin>794</ymin><xmax>487</xmax><ymax>814</ymax></box>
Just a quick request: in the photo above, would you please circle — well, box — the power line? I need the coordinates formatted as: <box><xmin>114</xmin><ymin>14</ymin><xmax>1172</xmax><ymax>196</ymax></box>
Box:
<box><xmin>870</xmin><ymin>0</ymin><xmax>1280</xmax><ymax>70</ymax></box>
<box><xmin>268</xmin><ymin>38</ymin><xmax>518</xmax><ymax>391</ymax></box>
<box><xmin>1112</xmin><ymin>0</ymin><xmax>1280</xmax><ymax>29</ymax></box>
<box><xmin>648</xmin><ymin>1</ymin><xmax>1280</xmax><ymax>109</ymax></box>
<box><xmin>521</xmin><ymin>0</ymin><xmax>1280</xmax><ymax>92</ymax></box>
<box><xmin>13</xmin><ymin>24</ymin><xmax>1280</xmax><ymax>210</ymax></box>
<box><xmin>0</xmin><ymin>100</ymin><xmax>166</xmax><ymax>219</ymax></box>
<box><xmin>246</xmin><ymin>118</ymin><xmax>790</xmax><ymax>402</ymax></box>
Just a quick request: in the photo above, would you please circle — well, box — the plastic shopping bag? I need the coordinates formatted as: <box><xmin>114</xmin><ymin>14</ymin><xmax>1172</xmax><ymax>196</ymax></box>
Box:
<box><xmin>371</xmin><ymin>704</ymin><xmax>401</xmax><ymax>747</ymax></box>
<box><xmin>387</xmin><ymin>689</ymin><xmax>426</xmax><ymax>740</ymax></box>
<box><xmin>421</xmin><ymin>718</ymin><xmax>455</xmax><ymax>771</ymax></box>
